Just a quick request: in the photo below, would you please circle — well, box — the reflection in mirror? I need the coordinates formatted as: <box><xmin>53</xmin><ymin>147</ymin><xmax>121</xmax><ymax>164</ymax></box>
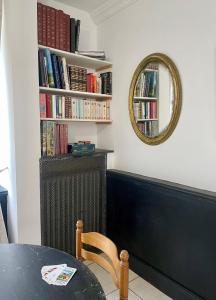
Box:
<box><xmin>133</xmin><ymin>62</ymin><xmax>174</xmax><ymax>138</ymax></box>
<box><xmin>129</xmin><ymin>53</ymin><xmax>182</xmax><ymax>145</ymax></box>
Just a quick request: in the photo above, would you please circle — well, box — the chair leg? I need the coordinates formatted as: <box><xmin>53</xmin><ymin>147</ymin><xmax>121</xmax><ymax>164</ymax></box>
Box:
<box><xmin>119</xmin><ymin>250</ymin><xmax>129</xmax><ymax>300</ymax></box>
<box><xmin>76</xmin><ymin>220</ymin><xmax>83</xmax><ymax>260</ymax></box>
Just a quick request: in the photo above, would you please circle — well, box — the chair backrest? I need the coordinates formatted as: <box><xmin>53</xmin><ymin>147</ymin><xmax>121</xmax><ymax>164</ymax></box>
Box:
<box><xmin>76</xmin><ymin>220</ymin><xmax>129</xmax><ymax>300</ymax></box>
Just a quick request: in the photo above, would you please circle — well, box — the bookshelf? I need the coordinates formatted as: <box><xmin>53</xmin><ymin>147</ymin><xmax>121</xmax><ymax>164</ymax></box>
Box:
<box><xmin>133</xmin><ymin>64</ymin><xmax>159</xmax><ymax>137</ymax></box>
<box><xmin>37</xmin><ymin>2</ymin><xmax>112</xmax><ymax>157</ymax></box>
<box><xmin>38</xmin><ymin>45</ymin><xmax>112</xmax><ymax>71</ymax></box>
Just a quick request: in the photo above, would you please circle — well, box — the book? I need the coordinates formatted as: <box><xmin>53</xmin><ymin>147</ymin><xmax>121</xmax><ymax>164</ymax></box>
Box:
<box><xmin>51</xmin><ymin>54</ymin><xmax>61</xmax><ymax>89</ymax></box>
<box><xmin>40</xmin><ymin>94</ymin><xmax>46</xmax><ymax>118</ymax></box>
<box><xmin>40</xmin><ymin>121</ymin><xmax>47</xmax><ymax>156</ymax></box>
<box><xmin>55</xmin><ymin>10</ymin><xmax>60</xmax><ymax>49</ymax></box>
<box><xmin>65</xmin><ymin>14</ymin><xmax>70</xmax><ymax>52</ymax></box>
<box><xmin>37</xmin><ymin>3</ymin><xmax>43</xmax><ymax>45</ymax></box>
<box><xmin>46</xmin><ymin>94</ymin><xmax>51</xmax><ymax>118</ymax></box>
<box><xmin>44</xmin><ymin>49</ymin><xmax>55</xmax><ymax>88</ymax></box>
<box><xmin>42</xmin><ymin>4</ymin><xmax>47</xmax><ymax>45</ymax></box>
<box><xmin>75</xmin><ymin>20</ymin><xmax>80</xmax><ymax>51</ymax></box>
<box><xmin>70</xmin><ymin>18</ymin><xmax>76</xmax><ymax>53</ymax></box>
<box><xmin>78</xmin><ymin>50</ymin><xmax>106</xmax><ymax>60</ymax></box>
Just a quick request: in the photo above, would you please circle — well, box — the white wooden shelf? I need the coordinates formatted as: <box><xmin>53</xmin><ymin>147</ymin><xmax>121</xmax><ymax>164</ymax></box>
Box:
<box><xmin>40</xmin><ymin>118</ymin><xmax>112</xmax><ymax>124</ymax></box>
<box><xmin>136</xmin><ymin>118</ymin><xmax>158</xmax><ymax>122</ymax></box>
<box><xmin>133</xmin><ymin>97</ymin><xmax>158</xmax><ymax>101</ymax></box>
<box><xmin>39</xmin><ymin>87</ymin><xmax>112</xmax><ymax>100</ymax></box>
<box><xmin>38</xmin><ymin>45</ymin><xmax>112</xmax><ymax>71</ymax></box>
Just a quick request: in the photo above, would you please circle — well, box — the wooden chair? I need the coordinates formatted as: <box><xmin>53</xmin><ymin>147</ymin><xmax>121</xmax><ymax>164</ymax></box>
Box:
<box><xmin>76</xmin><ymin>220</ymin><xmax>129</xmax><ymax>300</ymax></box>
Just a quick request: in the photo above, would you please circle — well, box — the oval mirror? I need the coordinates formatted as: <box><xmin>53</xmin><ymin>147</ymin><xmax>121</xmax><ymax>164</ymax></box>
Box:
<box><xmin>129</xmin><ymin>53</ymin><xmax>182</xmax><ymax>145</ymax></box>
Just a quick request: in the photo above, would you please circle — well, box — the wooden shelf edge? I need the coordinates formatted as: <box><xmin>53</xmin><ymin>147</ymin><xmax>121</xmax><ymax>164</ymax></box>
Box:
<box><xmin>39</xmin><ymin>87</ymin><xmax>112</xmax><ymax>100</ymax></box>
<box><xmin>40</xmin><ymin>118</ymin><xmax>112</xmax><ymax>124</ymax></box>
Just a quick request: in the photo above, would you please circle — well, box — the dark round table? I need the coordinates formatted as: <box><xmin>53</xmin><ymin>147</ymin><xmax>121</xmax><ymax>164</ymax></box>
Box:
<box><xmin>0</xmin><ymin>244</ymin><xmax>106</xmax><ymax>299</ymax></box>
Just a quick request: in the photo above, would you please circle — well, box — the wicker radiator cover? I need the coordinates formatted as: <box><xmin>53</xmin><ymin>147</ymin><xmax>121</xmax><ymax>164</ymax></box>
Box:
<box><xmin>40</xmin><ymin>154</ymin><xmax>107</xmax><ymax>255</ymax></box>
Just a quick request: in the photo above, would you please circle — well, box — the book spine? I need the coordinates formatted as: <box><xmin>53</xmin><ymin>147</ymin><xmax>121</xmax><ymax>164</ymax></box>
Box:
<box><xmin>44</xmin><ymin>49</ymin><xmax>55</xmax><ymax>88</ymax></box>
<box><xmin>51</xmin><ymin>54</ymin><xmax>61</xmax><ymax>89</ymax></box>
<box><xmin>60</xmin><ymin>124</ymin><xmax>64</xmax><ymax>154</ymax></box>
<box><xmin>46</xmin><ymin>94</ymin><xmax>51</xmax><ymax>118</ymax></box>
<box><xmin>58</xmin><ymin>57</ymin><xmax>65</xmax><ymax>89</ymax></box>
<box><xmin>38</xmin><ymin>50</ymin><xmax>46</xmax><ymax>87</ymax></box>
<box><xmin>70</xmin><ymin>18</ymin><xmax>76</xmax><ymax>53</ymax></box>
<box><xmin>46</xmin><ymin>6</ymin><xmax>52</xmax><ymax>47</ymax></box>
<box><xmin>72</xmin><ymin>98</ymin><xmax>76</xmax><ymax>119</ymax></box>
<box><xmin>66</xmin><ymin>14</ymin><xmax>70</xmax><ymax>52</ymax></box>
<box><xmin>61</xmin><ymin>57</ymin><xmax>70</xmax><ymax>90</ymax></box>
<box><xmin>56</xmin><ymin>96</ymin><xmax>59</xmax><ymax>118</ymax></box>
<box><xmin>37</xmin><ymin>3</ymin><xmax>43</xmax><ymax>45</ymax></box>
<box><xmin>55</xmin><ymin>10</ymin><xmax>60</xmax><ymax>49</ymax></box>
<box><xmin>59</xmin><ymin>10</ymin><xmax>65</xmax><ymax>51</ymax></box>
<box><xmin>64</xmin><ymin>124</ymin><xmax>68</xmax><ymax>154</ymax></box>
<box><xmin>62</xmin><ymin>96</ymin><xmax>65</xmax><ymax>118</ymax></box>
<box><xmin>52</xmin><ymin>95</ymin><xmax>56</xmax><ymax>118</ymax></box>
<box><xmin>41</xmin><ymin>121</ymin><xmax>47</xmax><ymax>156</ymax></box>
<box><xmin>40</xmin><ymin>94</ymin><xmax>46</xmax><ymax>118</ymax></box>
<box><xmin>42</xmin><ymin>4</ymin><xmax>47</xmax><ymax>46</ymax></box>
<box><xmin>55</xmin><ymin>124</ymin><xmax>60</xmax><ymax>155</ymax></box>
<box><xmin>50</xmin><ymin>7</ymin><xmax>56</xmax><ymax>48</ymax></box>
<box><xmin>75</xmin><ymin>20</ymin><xmax>80</xmax><ymax>51</ymax></box>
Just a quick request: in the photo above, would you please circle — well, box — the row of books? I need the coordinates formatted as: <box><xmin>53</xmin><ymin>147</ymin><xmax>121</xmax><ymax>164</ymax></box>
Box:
<box><xmin>133</xmin><ymin>101</ymin><xmax>158</xmax><ymax>120</ymax></box>
<box><xmin>40</xmin><ymin>94</ymin><xmax>111</xmax><ymax>120</ymax></box>
<box><xmin>38</xmin><ymin>49</ymin><xmax>112</xmax><ymax>95</ymax></box>
<box><xmin>137</xmin><ymin>121</ymin><xmax>159</xmax><ymax>137</ymax></box>
<box><xmin>135</xmin><ymin>69</ymin><xmax>158</xmax><ymax>98</ymax></box>
<box><xmin>37</xmin><ymin>2</ymin><xmax>80</xmax><ymax>53</ymax></box>
<box><xmin>87</xmin><ymin>72</ymin><xmax>112</xmax><ymax>95</ymax></box>
<box><xmin>40</xmin><ymin>121</ymin><xmax>68</xmax><ymax>156</ymax></box>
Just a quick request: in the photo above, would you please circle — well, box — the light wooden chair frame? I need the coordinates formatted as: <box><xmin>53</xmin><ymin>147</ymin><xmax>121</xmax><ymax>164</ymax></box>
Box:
<box><xmin>76</xmin><ymin>220</ymin><xmax>129</xmax><ymax>300</ymax></box>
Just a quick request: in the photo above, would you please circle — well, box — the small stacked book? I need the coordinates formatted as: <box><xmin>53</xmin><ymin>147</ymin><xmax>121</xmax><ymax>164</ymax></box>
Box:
<box><xmin>78</xmin><ymin>50</ymin><xmax>106</xmax><ymax>60</ymax></box>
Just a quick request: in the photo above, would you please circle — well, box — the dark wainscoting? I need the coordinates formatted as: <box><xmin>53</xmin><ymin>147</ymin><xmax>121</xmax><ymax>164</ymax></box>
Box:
<box><xmin>107</xmin><ymin>170</ymin><xmax>216</xmax><ymax>300</ymax></box>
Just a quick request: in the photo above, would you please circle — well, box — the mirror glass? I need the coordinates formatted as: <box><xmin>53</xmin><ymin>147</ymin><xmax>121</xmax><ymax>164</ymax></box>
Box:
<box><xmin>129</xmin><ymin>53</ymin><xmax>182</xmax><ymax>145</ymax></box>
<box><xmin>134</xmin><ymin>63</ymin><xmax>174</xmax><ymax>137</ymax></box>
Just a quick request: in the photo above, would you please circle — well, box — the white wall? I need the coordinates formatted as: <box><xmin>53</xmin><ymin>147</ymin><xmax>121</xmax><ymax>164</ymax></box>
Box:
<box><xmin>2</xmin><ymin>0</ymin><xmax>40</xmax><ymax>243</ymax></box>
<box><xmin>1</xmin><ymin>0</ymin><xmax>100</xmax><ymax>243</ymax></box>
<box><xmin>97</xmin><ymin>0</ymin><xmax>216</xmax><ymax>192</ymax></box>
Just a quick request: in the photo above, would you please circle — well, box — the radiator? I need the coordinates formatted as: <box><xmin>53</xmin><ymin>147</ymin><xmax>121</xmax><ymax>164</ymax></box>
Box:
<box><xmin>40</xmin><ymin>153</ymin><xmax>107</xmax><ymax>255</ymax></box>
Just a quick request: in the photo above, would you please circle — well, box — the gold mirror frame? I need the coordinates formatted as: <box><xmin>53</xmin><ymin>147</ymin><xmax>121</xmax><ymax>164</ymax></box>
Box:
<box><xmin>129</xmin><ymin>53</ymin><xmax>182</xmax><ymax>145</ymax></box>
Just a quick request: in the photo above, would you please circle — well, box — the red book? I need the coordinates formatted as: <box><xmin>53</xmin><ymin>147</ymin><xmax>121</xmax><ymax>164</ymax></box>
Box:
<box><xmin>55</xmin><ymin>10</ymin><xmax>60</xmax><ymax>49</ymax></box>
<box><xmin>65</xmin><ymin>14</ymin><xmax>70</xmax><ymax>52</ymax></box>
<box><xmin>46</xmin><ymin>94</ymin><xmax>51</xmax><ymax>118</ymax></box>
<box><xmin>87</xmin><ymin>74</ymin><xmax>93</xmax><ymax>92</ymax></box>
<box><xmin>46</xmin><ymin>6</ymin><xmax>51</xmax><ymax>47</ymax></box>
<box><xmin>42</xmin><ymin>4</ymin><xmax>47</xmax><ymax>46</ymax></box>
<box><xmin>37</xmin><ymin>3</ymin><xmax>43</xmax><ymax>44</ymax></box>
<box><xmin>40</xmin><ymin>94</ymin><xmax>46</xmax><ymax>118</ymax></box>
<box><xmin>50</xmin><ymin>7</ymin><xmax>56</xmax><ymax>48</ymax></box>
<box><xmin>64</xmin><ymin>124</ymin><xmax>68</xmax><ymax>154</ymax></box>
<box><xmin>60</xmin><ymin>124</ymin><xmax>64</xmax><ymax>154</ymax></box>
<box><xmin>59</xmin><ymin>10</ymin><xmax>65</xmax><ymax>51</ymax></box>
<box><xmin>93</xmin><ymin>74</ymin><xmax>97</xmax><ymax>93</ymax></box>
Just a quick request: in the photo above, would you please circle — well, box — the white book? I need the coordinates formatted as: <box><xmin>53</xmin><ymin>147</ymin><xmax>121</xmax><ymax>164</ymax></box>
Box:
<box><xmin>62</xmin><ymin>57</ymin><xmax>70</xmax><ymax>90</ymax></box>
<box><xmin>52</xmin><ymin>95</ymin><xmax>56</xmax><ymax>119</ymax></box>
<box><xmin>72</xmin><ymin>98</ymin><xmax>76</xmax><ymax>119</ymax></box>
<box><xmin>62</xmin><ymin>97</ymin><xmax>65</xmax><ymax>119</ymax></box>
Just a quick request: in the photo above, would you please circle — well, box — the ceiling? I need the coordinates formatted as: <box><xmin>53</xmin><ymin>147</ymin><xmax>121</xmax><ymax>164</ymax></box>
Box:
<box><xmin>57</xmin><ymin>0</ymin><xmax>109</xmax><ymax>13</ymax></box>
